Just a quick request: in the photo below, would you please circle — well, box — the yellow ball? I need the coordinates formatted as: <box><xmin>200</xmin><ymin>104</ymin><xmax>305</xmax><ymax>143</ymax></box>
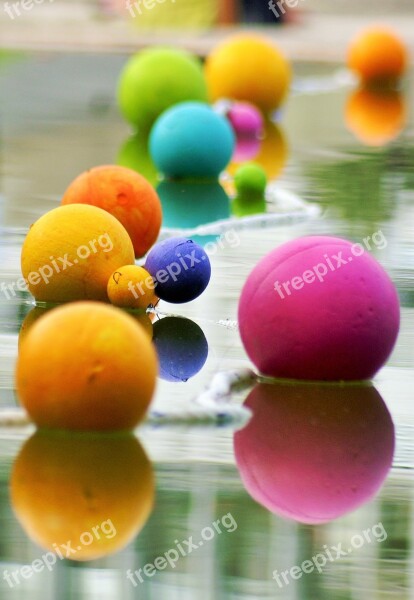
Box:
<box><xmin>107</xmin><ymin>265</ymin><xmax>158</xmax><ymax>309</ymax></box>
<box><xmin>205</xmin><ymin>35</ymin><xmax>291</xmax><ymax>112</ymax></box>
<box><xmin>21</xmin><ymin>205</ymin><xmax>135</xmax><ymax>303</ymax></box>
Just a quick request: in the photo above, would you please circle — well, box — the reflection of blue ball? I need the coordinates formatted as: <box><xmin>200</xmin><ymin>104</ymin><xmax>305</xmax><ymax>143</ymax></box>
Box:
<box><xmin>153</xmin><ymin>316</ymin><xmax>208</xmax><ymax>382</ymax></box>
<box><xmin>158</xmin><ymin>180</ymin><xmax>230</xmax><ymax>230</ymax></box>
<box><xmin>149</xmin><ymin>102</ymin><xmax>235</xmax><ymax>178</ymax></box>
<box><xmin>145</xmin><ymin>237</ymin><xmax>211</xmax><ymax>303</ymax></box>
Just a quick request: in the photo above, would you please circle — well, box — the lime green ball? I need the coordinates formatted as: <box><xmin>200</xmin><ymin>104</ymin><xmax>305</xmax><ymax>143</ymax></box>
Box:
<box><xmin>234</xmin><ymin>162</ymin><xmax>268</xmax><ymax>198</ymax></box>
<box><xmin>117</xmin><ymin>47</ymin><xmax>208</xmax><ymax>131</ymax></box>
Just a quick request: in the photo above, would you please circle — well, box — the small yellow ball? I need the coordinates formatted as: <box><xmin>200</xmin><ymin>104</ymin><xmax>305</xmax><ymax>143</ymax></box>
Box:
<box><xmin>107</xmin><ymin>265</ymin><xmax>158</xmax><ymax>309</ymax></box>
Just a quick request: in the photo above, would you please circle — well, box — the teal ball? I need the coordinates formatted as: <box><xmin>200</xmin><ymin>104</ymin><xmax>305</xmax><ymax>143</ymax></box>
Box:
<box><xmin>149</xmin><ymin>102</ymin><xmax>236</xmax><ymax>179</ymax></box>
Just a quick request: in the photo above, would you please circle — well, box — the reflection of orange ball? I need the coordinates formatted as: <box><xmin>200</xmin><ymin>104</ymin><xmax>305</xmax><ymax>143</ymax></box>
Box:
<box><xmin>347</xmin><ymin>26</ymin><xmax>407</xmax><ymax>85</ymax></box>
<box><xmin>345</xmin><ymin>88</ymin><xmax>406</xmax><ymax>146</ymax></box>
<box><xmin>10</xmin><ymin>431</ymin><xmax>154</xmax><ymax>561</ymax></box>
<box><xmin>16</xmin><ymin>302</ymin><xmax>158</xmax><ymax>432</ymax></box>
<box><xmin>19</xmin><ymin>307</ymin><xmax>50</xmax><ymax>349</ymax></box>
<box><xmin>205</xmin><ymin>35</ymin><xmax>291</xmax><ymax>112</ymax></box>
<box><xmin>62</xmin><ymin>165</ymin><xmax>162</xmax><ymax>258</ymax></box>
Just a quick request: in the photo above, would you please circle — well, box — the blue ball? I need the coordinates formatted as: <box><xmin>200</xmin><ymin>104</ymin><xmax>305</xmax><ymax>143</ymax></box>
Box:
<box><xmin>145</xmin><ymin>237</ymin><xmax>211</xmax><ymax>303</ymax></box>
<box><xmin>153</xmin><ymin>316</ymin><xmax>208</xmax><ymax>382</ymax></box>
<box><xmin>149</xmin><ymin>102</ymin><xmax>235</xmax><ymax>178</ymax></box>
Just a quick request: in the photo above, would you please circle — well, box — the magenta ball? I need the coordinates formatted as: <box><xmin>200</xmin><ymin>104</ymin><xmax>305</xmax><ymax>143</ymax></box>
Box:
<box><xmin>228</xmin><ymin>102</ymin><xmax>263</xmax><ymax>138</ymax></box>
<box><xmin>238</xmin><ymin>235</ymin><xmax>400</xmax><ymax>381</ymax></box>
<box><xmin>234</xmin><ymin>382</ymin><xmax>395</xmax><ymax>524</ymax></box>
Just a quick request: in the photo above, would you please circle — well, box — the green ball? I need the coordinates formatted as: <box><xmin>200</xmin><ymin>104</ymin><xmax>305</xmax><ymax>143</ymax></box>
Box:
<box><xmin>117</xmin><ymin>47</ymin><xmax>208</xmax><ymax>132</ymax></box>
<box><xmin>234</xmin><ymin>162</ymin><xmax>268</xmax><ymax>198</ymax></box>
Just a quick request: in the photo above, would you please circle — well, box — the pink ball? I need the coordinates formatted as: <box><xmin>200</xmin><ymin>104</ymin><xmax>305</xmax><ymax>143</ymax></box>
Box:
<box><xmin>238</xmin><ymin>235</ymin><xmax>400</xmax><ymax>380</ymax></box>
<box><xmin>234</xmin><ymin>382</ymin><xmax>395</xmax><ymax>524</ymax></box>
<box><xmin>228</xmin><ymin>102</ymin><xmax>264</xmax><ymax>138</ymax></box>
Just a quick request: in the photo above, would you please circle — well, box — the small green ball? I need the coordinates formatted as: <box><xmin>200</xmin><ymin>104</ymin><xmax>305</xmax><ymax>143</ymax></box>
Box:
<box><xmin>234</xmin><ymin>162</ymin><xmax>268</xmax><ymax>198</ymax></box>
<box><xmin>117</xmin><ymin>47</ymin><xmax>208</xmax><ymax>132</ymax></box>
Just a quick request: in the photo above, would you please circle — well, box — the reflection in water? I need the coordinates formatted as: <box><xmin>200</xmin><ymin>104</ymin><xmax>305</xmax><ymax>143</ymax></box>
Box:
<box><xmin>19</xmin><ymin>306</ymin><xmax>154</xmax><ymax>345</ymax></box>
<box><xmin>10</xmin><ymin>431</ymin><xmax>154</xmax><ymax>561</ymax></box>
<box><xmin>345</xmin><ymin>87</ymin><xmax>407</xmax><ymax>147</ymax></box>
<box><xmin>153</xmin><ymin>316</ymin><xmax>208</xmax><ymax>382</ymax></box>
<box><xmin>234</xmin><ymin>382</ymin><xmax>395</xmax><ymax>524</ymax></box>
<box><xmin>157</xmin><ymin>180</ymin><xmax>230</xmax><ymax>231</ymax></box>
<box><xmin>228</xmin><ymin>120</ymin><xmax>289</xmax><ymax>181</ymax></box>
<box><xmin>231</xmin><ymin>194</ymin><xmax>266</xmax><ymax>217</ymax></box>
<box><xmin>117</xmin><ymin>133</ymin><xmax>158</xmax><ymax>185</ymax></box>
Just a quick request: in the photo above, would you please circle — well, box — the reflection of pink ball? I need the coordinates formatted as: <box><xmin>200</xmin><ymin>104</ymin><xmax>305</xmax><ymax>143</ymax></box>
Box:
<box><xmin>233</xmin><ymin>137</ymin><xmax>262</xmax><ymax>162</ymax></box>
<box><xmin>234</xmin><ymin>382</ymin><xmax>395</xmax><ymax>524</ymax></box>
<box><xmin>238</xmin><ymin>236</ymin><xmax>400</xmax><ymax>380</ymax></box>
<box><xmin>228</xmin><ymin>102</ymin><xmax>264</xmax><ymax>138</ymax></box>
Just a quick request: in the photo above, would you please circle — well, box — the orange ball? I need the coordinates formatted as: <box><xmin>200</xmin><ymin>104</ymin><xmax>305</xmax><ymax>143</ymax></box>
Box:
<box><xmin>10</xmin><ymin>431</ymin><xmax>154</xmax><ymax>561</ymax></box>
<box><xmin>347</xmin><ymin>26</ymin><xmax>407</xmax><ymax>85</ymax></box>
<box><xmin>345</xmin><ymin>88</ymin><xmax>407</xmax><ymax>146</ymax></box>
<box><xmin>16</xmin><ymin>302</ymin><xmax>158</xmax><ymax>432</ymax></box>
<box><xmin>61</xmin><ymin>165</ymin><xmax>162</xmax><ymax>258</ymax></box>
<box><xmin>205</xmin><ymin>35</ymin><xmax>291</xmax><ymax>112</ymax></box>
<box><xmin>107</xmin><ymin>265</ymin><xmax>157</xmax><ymax>310</ymax></box>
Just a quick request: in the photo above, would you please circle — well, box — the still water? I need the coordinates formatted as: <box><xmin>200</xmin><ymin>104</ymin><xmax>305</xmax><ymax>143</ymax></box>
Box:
<box><xmin>0</xmin><ymin>53</ymin><xmax>413</xmax><ymax>599</ymax></box>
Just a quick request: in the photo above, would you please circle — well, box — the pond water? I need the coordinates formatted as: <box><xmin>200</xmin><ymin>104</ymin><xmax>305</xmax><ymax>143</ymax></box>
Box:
<box><xmin>0</xmin><ymin>53</ymin><xmax>413</xmax><ymax>599</ymax></box>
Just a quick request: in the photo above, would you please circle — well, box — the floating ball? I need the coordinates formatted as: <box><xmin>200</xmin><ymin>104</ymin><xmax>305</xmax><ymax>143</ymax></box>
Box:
<box><xmin>227</xmin><ymin>102</ymin><xmax>264</xmax><ymax>138</ymax></box>
<box><xmin>238</xmin><ymin>235</ymin><xmax>400</xmax><ymax>381</ymax></box>
<box><xmin>107</xmin><ymin>265</ymin><xmax>157</xmax><ymax>309</ymax></box>
<box><xmin>205</xmin><ymin>35</ymin><xmax>291</xmax><ymax>112</ymax></box>
<box><xmin>61</xmin><ymin>165</ymin><xmax>162</xmax><ymax>258</ymax></box>
<box><xmin>153</xmin><ymin>316</ymin><xmax>208</xmax><ymax>382</ymax></box>
<box><xmin>117</xmin><ymin>47</ymin><xmax>208</xmax><ymax>131</ymax></box>
<box><xmin>21</xmin><ymin>204</ymin><xmax>135</xmax><ymax>303</ymax></box>
<box><xmin>150</xmin><ymin>102</ymin><xmax>235</xmax><ymax>179</ymax></box>
<box><xmin>347</xmin><ymin>26</ymin><xmax>407</xmax><ymax>85</ymax></box>
<box><xmin>145</xmin><ymin>237</ymin><xmax>211</xmax><ymax>304</ymax></box>
<box><xmin>16</xmin><ymin>302</ymin><xmax>158</xmax><ymax>431</ymax></box>
<box><xmin>234</xmin><ymin>162</ymin><xmax>267</xmax><ymax>199</ymax></box>
<box><xmin>234</xmin><ymin>382</ymin><xmax>394</xmax><ymax>524</ymax></box>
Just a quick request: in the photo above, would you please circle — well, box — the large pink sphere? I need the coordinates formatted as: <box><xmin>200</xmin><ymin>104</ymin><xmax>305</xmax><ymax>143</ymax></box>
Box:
<box><xmin>238</xmin><ymin>235</ymin><xmax>400</xmax><ymax>380</ymax></box>
<box><xmin>234</xmin><ymin>382</ymin><xmax>395</xmax><ymax>524</ymax></box>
